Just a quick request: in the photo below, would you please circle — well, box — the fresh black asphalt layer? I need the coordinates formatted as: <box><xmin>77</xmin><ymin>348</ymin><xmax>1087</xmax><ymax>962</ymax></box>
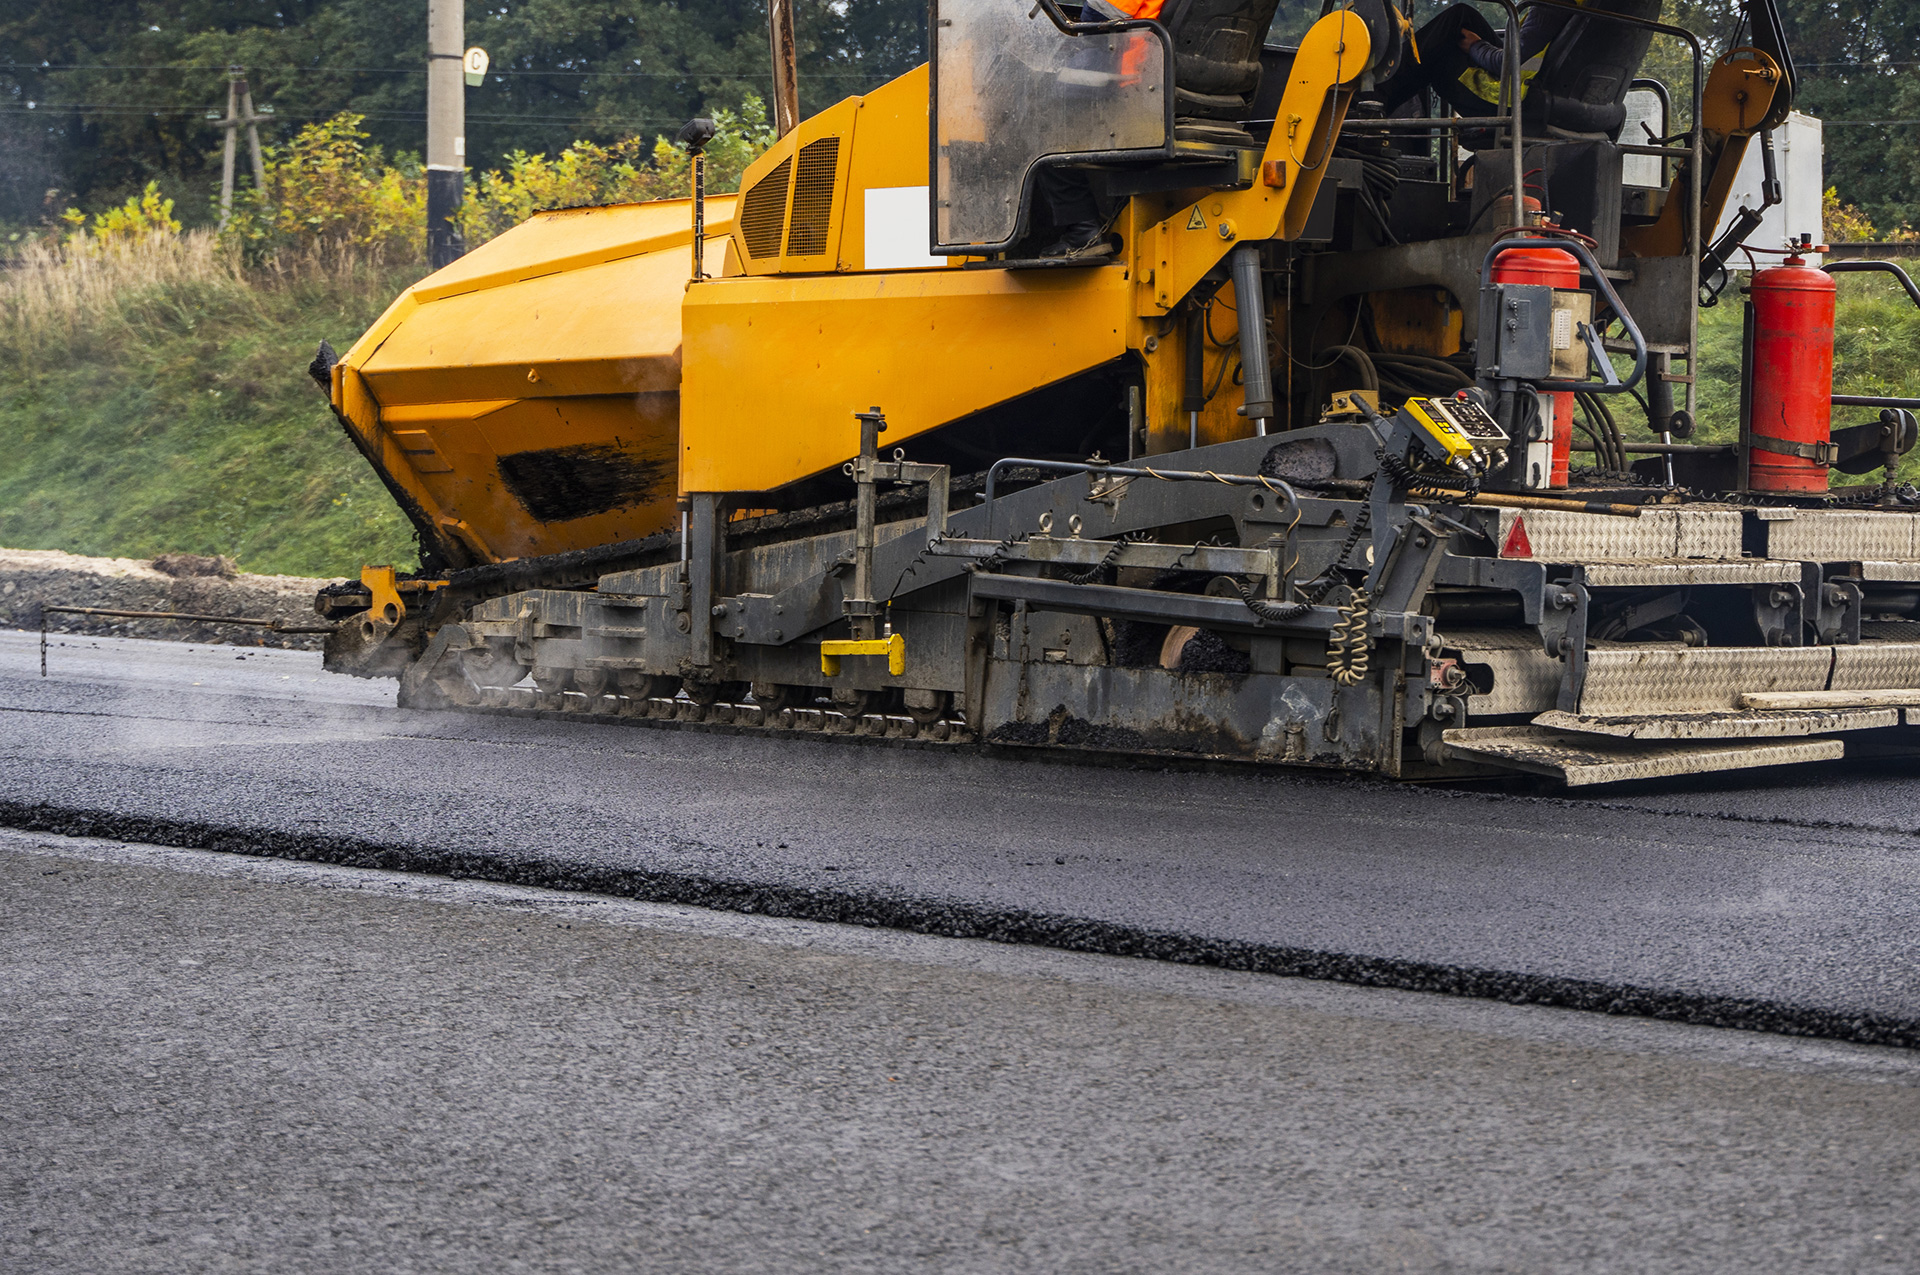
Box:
<box><xmin>5</xmin><ymin>631</ymin><xmax>1920</xmax><ymax>1048</ymax></box>
<box><xmin>7</xmin><ymin>831</ymin><xmax>1919</xmax><ymax>1274</ymax></box>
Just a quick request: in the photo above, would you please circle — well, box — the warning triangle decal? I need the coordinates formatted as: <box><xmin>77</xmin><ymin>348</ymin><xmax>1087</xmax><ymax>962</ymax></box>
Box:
<box><xmin>1186</xmin><ymin>206</ymin><xmax>1206</xmax><ymax>230</ymax></box>
<box><xmin>1500</xmin><ymin>516</ymin><xmax>1534</xmax><ymax>559</ymax></box>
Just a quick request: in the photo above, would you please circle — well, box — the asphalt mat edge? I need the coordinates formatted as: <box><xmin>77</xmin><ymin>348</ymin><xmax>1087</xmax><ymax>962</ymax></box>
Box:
<box><xmin>3</xmin><ymin>798</ymin><xmax>1914</xmax><ymax>1053</ymax></box>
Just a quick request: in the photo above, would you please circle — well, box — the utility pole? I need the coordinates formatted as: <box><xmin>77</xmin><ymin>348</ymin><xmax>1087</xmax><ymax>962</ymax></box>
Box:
<box><xmin>768</xmin><ymin>0</ymin><xmax>799</xmax><ymax>139</ymax></box>
<box><xmin>426</xmin><ymin>0</ymin><xmax>465</xmax><ymax>268</ymax></box>
<box><xmin>212</xmin><ymin>66</ymin><xmax>270</xmax><ymax>228</ymax></box>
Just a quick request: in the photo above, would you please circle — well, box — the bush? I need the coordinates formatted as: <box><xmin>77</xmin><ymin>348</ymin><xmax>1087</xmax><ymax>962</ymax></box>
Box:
<box><xmin>59</xmin><ymin>182</ymin><xmax>183</xmax><ymax>250</ymax></box>
<box><xmin>1825</xmin><ymin>188</ymin><xmax>1919</xmax><ymax>245</ymax></box>
<box><xmin>220</xmin><ymin>114</ymin><xmax>427</xmax><ymax>268</ymax></box>
<box><xmin>456</xmin><ymin>97</ymin><xmax>774</xmax><ymax>247</ymax></box>
<box><xmin>1824</xmin><ymin>188</ymin><xmax>1877</xmax><ymax>243</ymax></box>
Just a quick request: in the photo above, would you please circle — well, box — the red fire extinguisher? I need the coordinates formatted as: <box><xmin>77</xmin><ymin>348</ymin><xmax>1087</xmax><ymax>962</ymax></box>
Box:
<box><xmin>1746</xmin><ymin>243</ymin><xmax>1836</xmax><ymax>493</ymax></box>
<box><xmin>1491</xmin><ymin>246</ymin><xmax>1579</xmax><ymax>487</ymax></box>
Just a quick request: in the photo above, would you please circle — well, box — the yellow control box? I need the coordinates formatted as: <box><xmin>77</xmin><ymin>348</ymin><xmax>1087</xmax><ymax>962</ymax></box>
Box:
<box><xmin>1401</xmin><ymin>394</ymin><xmax>1509</xmax><ymax>461</ymax></box>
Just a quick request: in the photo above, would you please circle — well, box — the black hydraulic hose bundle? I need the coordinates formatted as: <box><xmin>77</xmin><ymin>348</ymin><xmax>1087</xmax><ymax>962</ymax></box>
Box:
<box><xmin>1314</xmin><ymin>344</ymin><xmax>1475</xmax><ymax>411</ymax></box>
<box><xmin>1575</xmin><ymin>390</ymin><xmax>1630</xmax><ymax>475</ymax></box>
<box><xmin>1331</xmin><ymin>134</ymin><xmax>1402</xmax><ymax>247</ymax></box>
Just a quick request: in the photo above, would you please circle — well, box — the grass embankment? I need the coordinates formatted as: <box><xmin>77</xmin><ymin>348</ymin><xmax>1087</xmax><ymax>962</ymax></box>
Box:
<box><xmin>0</xmin><ymin>234</ymin><xmax>422</xmax><ymax>577</ymax></box>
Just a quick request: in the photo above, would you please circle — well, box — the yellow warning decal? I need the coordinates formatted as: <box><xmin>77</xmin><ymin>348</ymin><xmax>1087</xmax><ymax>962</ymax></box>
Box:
<box><xmin>1186</xmin><ymin>206</ymin><xmax>1206</xmax><ymax>231</ymax></box>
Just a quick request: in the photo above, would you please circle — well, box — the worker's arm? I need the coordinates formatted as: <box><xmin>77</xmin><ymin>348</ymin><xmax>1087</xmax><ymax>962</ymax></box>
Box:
<box><xmin>1460</xmin><ymin>9</ymin><xmax>1573</xmax><ymax>75</ymax></box>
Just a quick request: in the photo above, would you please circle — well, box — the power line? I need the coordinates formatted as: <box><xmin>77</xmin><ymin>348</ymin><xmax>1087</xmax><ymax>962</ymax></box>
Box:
<box><xmin>0</xmin><ymin>106</ymin><xmax>747</xmax><ymax>125</ymax></box>
<box><xmin>0</xmin><ymin>62</ymin><xmax>910</xmax><ymax>80</ymax></box>
<box><xmin>5</xmin><ymin>94</ymin><xmax>1914</xmax><ymax>124</ymax></box>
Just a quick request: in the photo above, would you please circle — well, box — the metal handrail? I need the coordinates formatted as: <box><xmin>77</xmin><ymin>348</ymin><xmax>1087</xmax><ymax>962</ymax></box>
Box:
<box><xmin>1515</xmin><ymin>0</ymin><xmax>1706</xmax><ymax>281</ymax></box>
<box><xmin>1825</xmin><ymin>260</ymin><xmax>1920</xmax><ymax>310</ymax></box>
<box><xmin>1031</xmin><ymin>0</ymin><xmax>1134</xmax><ymax>35</ymax></box>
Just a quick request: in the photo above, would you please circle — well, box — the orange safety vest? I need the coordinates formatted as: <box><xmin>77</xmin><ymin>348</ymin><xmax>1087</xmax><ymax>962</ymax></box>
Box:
<box><xmin>1106</xmin><ymin>0</ymin><xmax>1167</xmax><ymax>17</ymax></box>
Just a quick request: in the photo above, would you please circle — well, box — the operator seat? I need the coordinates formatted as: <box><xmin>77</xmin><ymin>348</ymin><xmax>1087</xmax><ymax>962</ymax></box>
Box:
<box><xmin>1520</xmin><ymin>0</ymin><xmax>1662</xmax><ymax>137</ymax></box>
<box><xmin>1461</xmin><ymin>0</ymin><xmax>1664</xmax><ymax>260</ymax></box>
<box><xmin>1157</xmin><ymin>0</ymin><xmax>1288</xmax><ymax>145</ymax></box>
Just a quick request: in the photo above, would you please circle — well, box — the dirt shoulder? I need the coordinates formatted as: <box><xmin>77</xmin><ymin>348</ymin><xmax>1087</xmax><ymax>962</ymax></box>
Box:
<box><xmin>0</xmin><ymin>548</ymin><xmax>343</xmax><ymax>650</ymax></box>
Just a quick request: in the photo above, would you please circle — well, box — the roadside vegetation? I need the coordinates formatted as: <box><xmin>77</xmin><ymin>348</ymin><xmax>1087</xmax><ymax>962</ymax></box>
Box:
<box><xmin>1</xmin><ymin>96</ymin><xmax>1915</xmax><ymax>577</ymax></box>
<box><xmin>0</xmin><ymin>107</ymin><xmax>770</xmax><ymax>577</ymax></box>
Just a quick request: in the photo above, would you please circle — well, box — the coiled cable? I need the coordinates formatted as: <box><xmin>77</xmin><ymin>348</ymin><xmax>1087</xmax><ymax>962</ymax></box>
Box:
<box><xmin>1328</xmin><ymin>588</ymin><xmax>1373</xmax><ymax>686</ymax></box>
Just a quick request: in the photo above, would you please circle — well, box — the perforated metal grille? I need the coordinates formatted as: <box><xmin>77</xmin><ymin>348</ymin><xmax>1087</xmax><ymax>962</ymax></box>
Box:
<box><xmin>739</xmin><ymin>157</ymin><xmax>792</xmax><ymax>259</ymax></box>
<box><xmin>784</xmin><ymin>138</ymin><xmax>841</xmax><ymax>257</ymax></box>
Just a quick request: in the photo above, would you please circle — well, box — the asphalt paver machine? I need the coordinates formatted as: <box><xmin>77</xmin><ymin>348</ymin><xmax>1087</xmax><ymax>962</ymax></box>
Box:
<box><xmin>312</xmin><ymin>0</ymin><xmax>1920</xmax><ymax>785</ymax></box>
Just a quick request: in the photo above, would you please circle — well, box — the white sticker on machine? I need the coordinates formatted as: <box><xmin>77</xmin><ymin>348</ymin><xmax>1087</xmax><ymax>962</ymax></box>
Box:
<box><xmin>864</xmin><ymin>186</ymin><xmax>946</xmax><ymax>271</ymax></box>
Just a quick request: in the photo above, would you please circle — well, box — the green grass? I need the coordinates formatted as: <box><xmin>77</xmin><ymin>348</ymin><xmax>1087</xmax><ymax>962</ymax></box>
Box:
<box><xmin>0</xmin><ymin>237</ymin><xmax>424</xmax><ymax>578</ymax></box>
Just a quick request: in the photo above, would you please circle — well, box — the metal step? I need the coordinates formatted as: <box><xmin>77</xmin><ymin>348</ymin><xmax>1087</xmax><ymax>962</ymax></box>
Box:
<box><xmin>1533</xmin><ymin>707</ymin><xmax>1898</xmax><ymax>740</ymax></box>
<box><xmin>1857</xmin><ymin>561</ymin><xmax>1920</xmax><ymax>582</ymax></box>
<box><xmin>1759</xmin><ymin>509</ymin><xmax>1919</xmax><ymax>561</ymax></box>
<box><xmin>1742</xmin><ymin>688</ymin><xmax>1920</xmax><ymax>709</ymax></box>
<box><xmin>1578</xmin><ymin>644</ymin><xmax>1834</xmax><ymax>714</ymax></box>
<box><xmin>1442</xmin><ymin>726</ymin><xmax>1844</xmax><ymax>786</ymax></box>
<box><xmin>1492</xmin><ymin>507</ymin><xmax>1742</xmax><ymax>562</ymax></box>
<box><xmin>1580</xmin><ymin>558</ymin><xmax>1798</xmax><ymax>587</ymax></box>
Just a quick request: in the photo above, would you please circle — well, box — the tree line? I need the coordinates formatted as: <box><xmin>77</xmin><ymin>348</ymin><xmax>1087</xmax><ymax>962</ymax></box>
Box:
<box><xmin>1</xmin><ymin>0</ymin><xmax>1914</xmax><ymax>232</ymax></box>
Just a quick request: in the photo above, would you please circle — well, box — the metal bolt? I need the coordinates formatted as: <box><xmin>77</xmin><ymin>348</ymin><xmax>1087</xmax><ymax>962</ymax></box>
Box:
<box><xmin>711</xmin><ymin>604</ymin><xmax>728</xmax><ymax>617</ymax></box>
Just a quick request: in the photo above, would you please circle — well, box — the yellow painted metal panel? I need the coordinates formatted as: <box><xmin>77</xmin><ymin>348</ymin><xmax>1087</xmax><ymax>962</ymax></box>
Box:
<box><xmin>360</xmin><ymin>244</ymin><xmax>695</xmax><ymax>405</ymax></box>
<box><xmin>1133</xmin><ymin>12</ymin><xmax>1369</xmax><ymax>315</ymax></box>
<box><xmin>332</xmin><ymin>196</ymin><xmax>720</xmax><ymax>562</ymax></box>
<box><xmin>731</xmin><ymin>66</ymin><xmax>954</xmax><ymax>276</ymax></box>
<box><xmin>1621</xmin><ymin>50</ymin><xmax>1779</xmax><ymax>259</ymax></box>
<box><xmin>342</xmin><ymin>196</ymin><xmax>733</xmax><ymax>377</ymax></box>
<box><xmin>680</xmin><ymin>265</ymin><xmax>1131</xmax><ymax>494</ymax></box>
<box><xmin>396</xmin><ymin>394</ymin><xmax>680</xmax><ymax>561</ymax></box>
<box><xmin>776</xmin><ymin>99</ymin><xmax>859</xmax><ymax>273</ymax></box>
<box><xmin>838</xmin><ymin>66</ymin><xmax>947</xmax><ymax>273</ymax></box>
<box><xmin>414</xmin><ymin>195</ymin><xmax>737</xmax><ymax>302</ymax></box>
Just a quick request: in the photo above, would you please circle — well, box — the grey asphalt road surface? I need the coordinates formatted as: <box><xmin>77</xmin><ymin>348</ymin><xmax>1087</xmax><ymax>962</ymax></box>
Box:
<box><xmin>3</xmin><ymin>631</ymin><xmax>1920</xmax><ymax>1041</ymax></box>
<box><xmin>4</xmin><ymin>830</ymin><xmax>1917</xmax><ymax>1274</ymax></box>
